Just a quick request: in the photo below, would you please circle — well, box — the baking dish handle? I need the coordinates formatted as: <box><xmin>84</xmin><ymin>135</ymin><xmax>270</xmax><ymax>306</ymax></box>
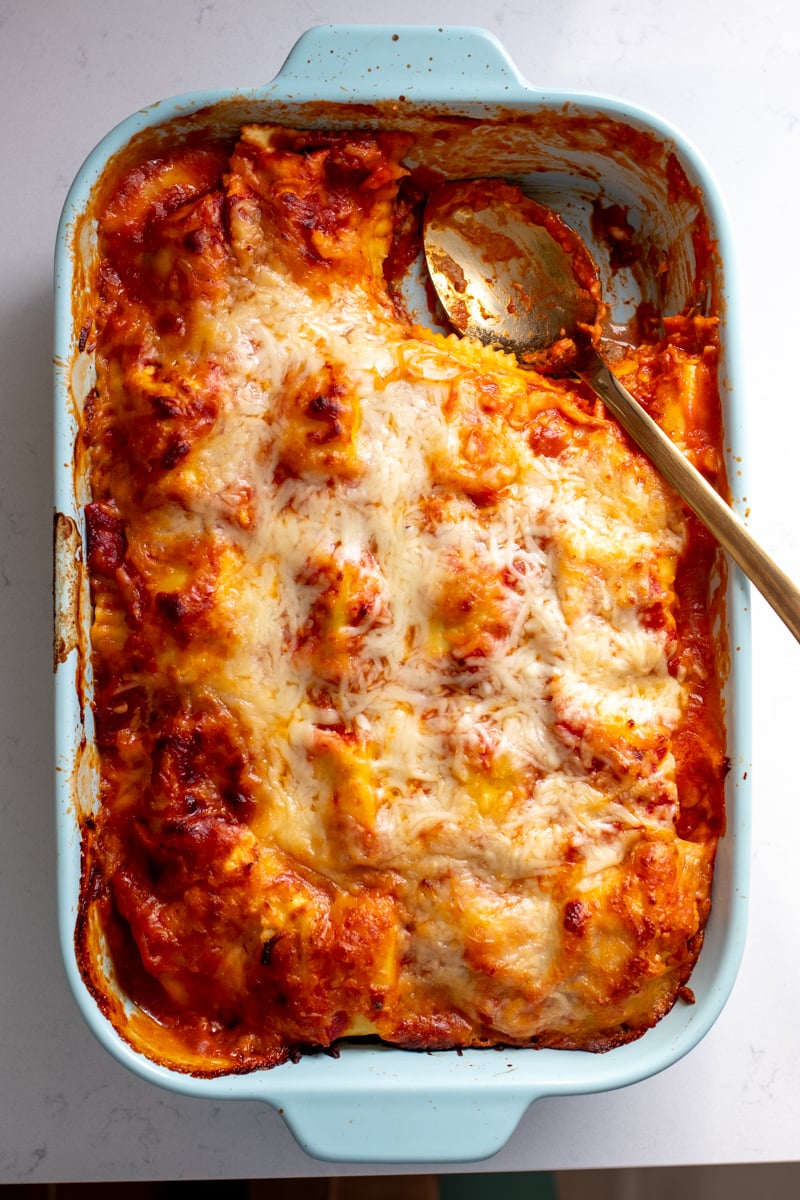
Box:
<box><xmin>273</xmin><ymin>24</ymin><xmax>530</xmax><ymax>103</ymax></box>
<box><xmin>276</xmin><ymin>1086</ymin><xmax>535</xmax><ymax>1165</ymax></box>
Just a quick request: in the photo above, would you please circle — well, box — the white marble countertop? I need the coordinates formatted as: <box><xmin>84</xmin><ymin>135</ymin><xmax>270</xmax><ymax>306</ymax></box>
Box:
<box><xmin>2</xmin><ymin>0</ymin><xmax>800</xmax><ymax>1183</ymax></box>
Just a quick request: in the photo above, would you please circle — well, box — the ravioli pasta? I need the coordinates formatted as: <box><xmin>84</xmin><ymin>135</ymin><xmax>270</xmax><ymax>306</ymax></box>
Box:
<box><xmin>76</xmin><ymin>124</ymin><xmax>727</xmax><ymax>1073</ymax></box>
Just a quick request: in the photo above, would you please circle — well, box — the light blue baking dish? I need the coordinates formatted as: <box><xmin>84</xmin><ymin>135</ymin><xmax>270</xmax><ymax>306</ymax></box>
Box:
<box><xmin>53</xmin><ymin>24</ymin><xmax>752</xmax><ymax>1164</ymax></box>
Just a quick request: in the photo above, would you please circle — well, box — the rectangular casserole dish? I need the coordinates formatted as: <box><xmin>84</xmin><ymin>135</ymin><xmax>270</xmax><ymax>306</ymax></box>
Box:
<box><xmin>54</xmin><ymin>23</ymin><xmax>752</xmax><ymax>1164</ymax></box>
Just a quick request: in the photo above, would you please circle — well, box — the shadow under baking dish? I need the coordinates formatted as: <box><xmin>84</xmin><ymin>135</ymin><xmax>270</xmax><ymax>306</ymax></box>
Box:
<box><xmin>53</xmin><ymin>23</ymin><xmax>751</xmax><ymax>1165</ymax></box>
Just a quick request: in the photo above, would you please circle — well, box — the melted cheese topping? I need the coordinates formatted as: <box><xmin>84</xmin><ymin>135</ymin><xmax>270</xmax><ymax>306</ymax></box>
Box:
<box><xmin>77</xmin><ymin>125</ymin><xmax>727</xmax><ymax>1071</ymax></box>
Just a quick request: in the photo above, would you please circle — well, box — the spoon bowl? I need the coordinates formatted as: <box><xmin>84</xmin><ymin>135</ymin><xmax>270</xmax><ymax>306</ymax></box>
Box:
<box><xmin>423</xmin><ymin>179</ymin><xmax>598</xmax><ymax>367</ymax></box>
<box><xmin>423</xmin><ymin>179</ymin><xmax>800</xmax><ymax>644</ymax></box>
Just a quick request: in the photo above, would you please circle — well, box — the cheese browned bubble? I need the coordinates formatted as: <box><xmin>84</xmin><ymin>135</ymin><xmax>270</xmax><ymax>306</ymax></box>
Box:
<box><xmin>77</xmin><ymin>123</ymin><xmax>727</xmax><ymax>1071</ymax></box>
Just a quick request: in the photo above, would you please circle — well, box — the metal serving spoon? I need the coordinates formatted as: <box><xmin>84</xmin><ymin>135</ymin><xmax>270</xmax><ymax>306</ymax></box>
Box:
<box><xmin>424</xmin><ymin>179</ymin><xmax>800</xmax><ymax>643</ymax></box>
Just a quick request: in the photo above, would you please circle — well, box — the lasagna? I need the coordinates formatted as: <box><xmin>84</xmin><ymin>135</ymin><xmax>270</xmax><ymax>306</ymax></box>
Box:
<box><xmin>75</xmin><ymin>123</ymin><xmax>728</xmax><ymax>1073</ymax></box>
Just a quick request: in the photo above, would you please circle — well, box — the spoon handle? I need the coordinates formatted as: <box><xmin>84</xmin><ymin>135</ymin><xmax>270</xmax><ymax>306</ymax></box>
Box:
<box><xmin>583</xmin><ymin>354</ymin><xmax>800</xmax><ymax>643</ymax></box>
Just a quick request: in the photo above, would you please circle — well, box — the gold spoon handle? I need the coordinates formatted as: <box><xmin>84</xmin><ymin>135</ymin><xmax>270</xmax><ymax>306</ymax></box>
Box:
<box><xmin>583</xmin><ymin>353</ymin><xmax>800</xmax><ymax>643</ymax></box>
